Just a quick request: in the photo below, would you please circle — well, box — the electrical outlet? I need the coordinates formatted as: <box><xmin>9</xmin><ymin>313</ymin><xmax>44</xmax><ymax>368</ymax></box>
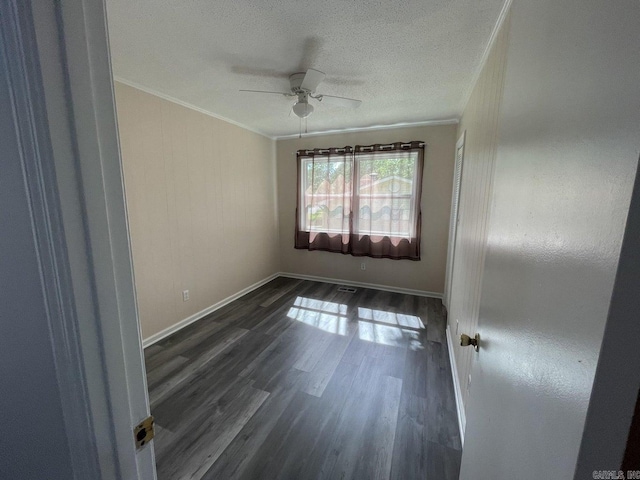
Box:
<box><xmin>182</xmin><ymin>290</ymin><xmax>189</xmax><ymax>302</ymax></box>
<box><xmin>360</xmin><ymin>262</ymin><xmax>366</xmax><ymax>270</ymax></box>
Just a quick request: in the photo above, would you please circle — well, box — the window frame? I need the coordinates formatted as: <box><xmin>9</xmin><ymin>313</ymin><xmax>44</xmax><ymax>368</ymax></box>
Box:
<box><xmin>294</xmin><ymin>142</ymin><xmax>425</xmax><ymax>260</ymax></box>
<box><xmin>352</xmin><ymin>150</ymin><xmax>421</xmax><ymax>240</ymax></box>
<box><xmin>298</xmin><ymin>153</ymin><xmax>352</xmax><ymax>235</ymax></box>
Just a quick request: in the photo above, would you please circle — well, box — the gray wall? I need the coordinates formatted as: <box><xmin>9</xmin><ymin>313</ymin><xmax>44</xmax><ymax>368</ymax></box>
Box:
<box><xmin>459</xmin><ymin>0</ymin><xmax>640</xmax><ymax>478</ymax></box>
<box><xmin>0</xmin><ymin>31</ymin><xmax>73</xmax><ymax>479</ymax></box>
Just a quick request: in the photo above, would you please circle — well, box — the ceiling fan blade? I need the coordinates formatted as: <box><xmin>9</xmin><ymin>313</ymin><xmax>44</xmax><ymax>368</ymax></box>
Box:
<box><xmin>317</xmin><ymin>94</ymin><xmax>362</xmax><ymax>109</ymax></box>
<box><xmin>239</xmin><ymin>89</ymin><xmax>294</xmax><ymax>96</ymax></box>
<box><xmin>300</xmin><ymin>68</ymin><xmax>325</xmax><ymax>92</ymax></box>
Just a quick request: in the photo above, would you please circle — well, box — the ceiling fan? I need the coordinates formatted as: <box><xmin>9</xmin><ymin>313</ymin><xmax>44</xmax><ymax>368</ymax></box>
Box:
<box><xmin>240</xmin><ymin>68</ymin><xmax>362</xmax><ymax>119</ymax></box>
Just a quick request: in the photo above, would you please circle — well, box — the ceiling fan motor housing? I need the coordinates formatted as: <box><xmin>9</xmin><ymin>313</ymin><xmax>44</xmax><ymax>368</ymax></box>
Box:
<box><xmin>289</xmin><ymin>72</ymin><xmax>309</xmax><ymax>93</ymax></box>
<box><xmin>290</xmin><ymin>75</ymin><xmax>315</xmax><ymax>118</ymax></box>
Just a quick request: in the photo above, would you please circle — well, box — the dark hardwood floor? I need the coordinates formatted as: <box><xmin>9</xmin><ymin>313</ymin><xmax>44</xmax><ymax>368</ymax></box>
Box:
<box><xmin>144</xmin><ymin>277</ymin><xmax>462</xmax><ymax>480</ymax></box>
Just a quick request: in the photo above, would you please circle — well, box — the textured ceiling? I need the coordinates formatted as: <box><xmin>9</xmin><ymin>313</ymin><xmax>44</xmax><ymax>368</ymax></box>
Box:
<box><xmin>106</xmin><ymin>0</ymin><xmax>504</xmax><ymax>138</ymax></box>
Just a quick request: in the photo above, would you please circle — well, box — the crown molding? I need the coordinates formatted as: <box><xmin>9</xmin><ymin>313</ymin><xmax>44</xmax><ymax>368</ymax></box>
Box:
<box><xmin>114</xmin><ymin>77</ymin><xmax>460</xmax><ymax>141</ymax></box>
<box><xmin>113</xmin><ymin>76</ymin><xmax>274</xmax><ymax>139</ymax></box>
<box><xmin>274</xmin><ymin>118</ymin><xmax>459</xmax><ymax>140</ymax></box>
<box><xmin>458</xmin><ymin>0</ymin><xmax>513</xmax><ymax>115</ymax></box>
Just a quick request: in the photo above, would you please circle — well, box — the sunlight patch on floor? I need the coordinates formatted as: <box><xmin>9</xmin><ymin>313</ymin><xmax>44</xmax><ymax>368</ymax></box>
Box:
<box><xmin>357</xmin><ymin>320</ymin><xmax>421</xmax><ymax>347</ymax></box>
<box><xmin>287</xmin><ymin>296</ymin><xmax>349</xmax><ymax>335</ymax></box>
<box><xmin>357</xmin><ymin>307</ymin><xmax>424</xmax><ymax>329</ymax></box>
<box><xmin>356</xmin><ymin>307</ymin><xmax>424</xmax><ymax>347</ymax></box>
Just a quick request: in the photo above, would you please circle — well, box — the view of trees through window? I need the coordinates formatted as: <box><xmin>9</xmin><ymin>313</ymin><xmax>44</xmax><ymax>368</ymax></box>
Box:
<box><xmin>360</xmin><ymin>157</ymin><xmax>416</xmax><ymax>180</ymax></box>
<box><xmin>304</xmin><ymin>156</ymin><xmax>416</xmax><ymax>191</ymax></box>
<box><xmin>301</xmin><ymin>153</ymin><xmax>418</xmax><ymax>238</ymax></box>
<box><xmin>305</xmin><ymin>159</ymin><xmax>352</xmax><ymax>192</ymax></box>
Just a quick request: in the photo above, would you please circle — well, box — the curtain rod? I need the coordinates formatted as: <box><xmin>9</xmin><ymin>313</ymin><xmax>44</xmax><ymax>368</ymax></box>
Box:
<box><xmin>297</xmin><ymin>141</ymin><xmax>424</xmax><ymax>156</ymax></box>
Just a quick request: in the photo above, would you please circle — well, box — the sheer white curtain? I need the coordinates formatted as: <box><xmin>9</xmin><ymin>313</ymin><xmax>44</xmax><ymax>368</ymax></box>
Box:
<box><xmin>295</xmin><ymin>142</ymin><xmax>424</xmax><ymax>260</ymax></box>
<box><xmin>295</xmin><ymin>147</ymin><xmax>353</xmax><ymax>254</ymax></box>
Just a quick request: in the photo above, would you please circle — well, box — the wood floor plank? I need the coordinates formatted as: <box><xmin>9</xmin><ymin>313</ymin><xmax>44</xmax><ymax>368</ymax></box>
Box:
<box><xmin>201</xmin><ymin>368</ymin><xmax>309</xmax><ymax>480</ymax></box>
<box><xmin>144</xmin><ymin>278</ymin><xmax>461</xmax><ymax>480</ymax></box>
<box><xmin>143</xmin><ymin>344</ymin><xmax>166</xmax><ymax>371</ymax></box>
<box><xmin>370</xmin><ymin>343</ymin><xmax>408</xmax><ymax>379</ymax></box>
<box><xmin>426</xmin><ymin>298</ymin><xmax>447</xmax><ymax>344</ymax></box>
<box><xmin>149</xmin><ymin>327</ymin><xmax>249</xmax><ymax>406</ymax></box>
<box><xmin>351</xmin><ymin>375</ymin><xmax>403</xmax><ymax>480</ymax></box>
<box><xmin>317</xmin><ymin>358</ymin><xmax>388</xmax><ymax>479</ymax></box>
<box><xmin>252</xmin><ymin>280</ymin><xmax>344</xmax><ymax>336</ymax></box>
<box><xmin>238</xmin><ymin>323</ymin><xmax>310</xmax><ymax>380</ymax></box>
<box><xmin>390</xmin><ymin>392</ymin><xmax>429</xmax><ymax>480</ymax></box>
<box><xmin>402</xmin><ymin>345</ymin><xmax>430</xmax><ymax>399</ymax></box>
<box><xmin>301</xmin><ymin>327</ymin><xmax>355</xmax><ymax>397</ymax></box>
<box><xmin>151</xmin><ymin>331</ymin><xmax>276</xmax><ymax>431</ymax></box>
<box><xmin>147</xmin><ymin>301</ymin><xmax>253</xmax><ymax>367</ymax></box>
<box><xmin>235</xmin><ymin>276</ymin><xmax>296</xmax><ymax>305</ymax></box>
<box><xmin>155</xmin><ymin>381</ymin><xmax>270</xmax><ymax>480</ymax></box>
<box><xmin>252</xmin><ymin>301</ymin><xmax>298</xmax><ymax>336</ymax></box>
<box><xmin>292</xmin><ymin>361</ymin><xmax>361</xmax><ymax>479</ymax></box>
<box><xmin>426</xmin><ymin>340</ymin><xmax>462</xmax><ymax>450</ymax></box>
<box><xmin>341</xmin><ymin>333</ymin><xmax>373</xmax><ymax>366</ymax></box>
<box><xmin>258</xmin><ymin>278</ymin><xmax>302</xmax><ymax>307</ymax></box>
<box><xmin>152</xmin><ymin>424</ymin><xmax>175</xmax><ymax>455</ymax></box>
<box><xmin>292</xmin><ymin>329</ymin><xmax>336</xmax><ymax>372</ymax></box>
<box><xmin>426</xmin><ymin>441</ymin><xmax>462</xmax><ymax>479</ymax></box>
<box><xmin>233</xmin><ymin>389</ymin><xmax>322</xmax><ymax>480</ymax></box>
<box><xmin>146</xmin><ymin>354</ymin><xmax>189</xmax><ymax>391</ymax></box>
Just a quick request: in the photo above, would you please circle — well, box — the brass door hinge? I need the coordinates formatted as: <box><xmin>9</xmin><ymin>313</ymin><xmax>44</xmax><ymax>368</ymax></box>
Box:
<box><xmin>134</xmin><ymin>415</ymin><xmax>155</xmax><ymax>449</ymax></box>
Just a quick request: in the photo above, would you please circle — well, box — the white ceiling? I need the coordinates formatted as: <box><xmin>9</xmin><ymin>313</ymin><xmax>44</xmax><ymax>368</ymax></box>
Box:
<box><xmin>105</xmin><ymin>0</ymin><xmax>505</xmax><ymax>138</ymax></box>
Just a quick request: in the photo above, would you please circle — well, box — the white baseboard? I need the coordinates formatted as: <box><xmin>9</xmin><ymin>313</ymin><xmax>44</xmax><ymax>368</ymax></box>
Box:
<box><xmin>142</xmin><ymin>273</ymin><xmax>279</xmax><ymax>348</ymax></box>
<box><xmin>278</xmin><ymin>272</ymin><xmax>443</xmax><ymax>299</ymax></box>
<box><xmin>446</xmin><ymin>324</ymin><xmax>466</xmax><ymax>444</ymax></box>
<box><xmin>143</xmin><ymin>271</ymin><xmax>443</xmax><ymax>348</ymax></box>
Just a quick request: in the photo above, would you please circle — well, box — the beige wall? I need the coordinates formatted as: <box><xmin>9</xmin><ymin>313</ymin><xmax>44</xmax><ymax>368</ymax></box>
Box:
<box><xmin>276</xmin><ymin>124</ymin><xmax>457</xmax><ymax>294</ymax></box>
<box><xmin>115</xmin><ymin>82</ymin><xmax>279</xmax><ymax>339</ymax></box>
<box><xmin>448</xmin><ymin>13</ymin><xmax>510</xmax><ymax>418</ymax></box>
<box><xmin>116</xmin><ymin>84</ymin><xmax>457</xmax><ymax>339</ymax></box>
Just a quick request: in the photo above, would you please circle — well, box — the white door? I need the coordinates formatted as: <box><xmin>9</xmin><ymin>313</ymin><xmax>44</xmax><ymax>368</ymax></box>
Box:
<box><xmin>459</xmin><ymin>1</ymin><xmax>640</xmax><ymax>479</ymax></box>
<box><xmin>444</xmin><ymin>132</ymin><xmax>465</xmax><ymax>309</ymax></box>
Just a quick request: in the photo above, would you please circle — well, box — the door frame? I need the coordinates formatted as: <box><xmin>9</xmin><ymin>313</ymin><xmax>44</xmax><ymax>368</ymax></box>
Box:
<box><xmin>444</xmin><ymin>131</ymin><xmax>466</xmax><ymax>309</ymax></box>
<box><xmin>574</xmin><ymin>159</ymin><xmax>640</xmax><ymax>475</ymax></box>
<box><xmin>10</xmin><ymin>0</ymin><xmax>156</xmax><ymax>478</ymax></box>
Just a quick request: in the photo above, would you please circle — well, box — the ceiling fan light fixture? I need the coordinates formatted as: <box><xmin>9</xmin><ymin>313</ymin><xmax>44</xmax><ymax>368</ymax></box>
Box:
<box><xmin>292</xmin><ymin>101</ymin><xmax>314</xmax><ymax>118</ymax></box>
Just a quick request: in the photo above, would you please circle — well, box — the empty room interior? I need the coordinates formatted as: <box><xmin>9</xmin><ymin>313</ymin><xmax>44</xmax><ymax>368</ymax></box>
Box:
<box><xmin>2</xmin><ymin>0</ymin><xmax>640</xmax><ymax>479</ymax></box>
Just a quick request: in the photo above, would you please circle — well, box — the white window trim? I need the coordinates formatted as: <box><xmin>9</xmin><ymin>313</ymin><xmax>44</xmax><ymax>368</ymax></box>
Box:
<box><xmin>298</xmin><ymin>149</ymin><xmax>421</xmax><ymax>240</ymax></box>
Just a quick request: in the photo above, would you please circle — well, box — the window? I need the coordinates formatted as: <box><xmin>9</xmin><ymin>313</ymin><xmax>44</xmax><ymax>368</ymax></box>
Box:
<box><xmin>295</xmin><ymin>142</ymin><xmax>424</xmax><ymax>260</ymax></box>
<box><xmin>299</xmin><ymin>147</ymin><xmax>352</xmax><ymax>236</ymax></box>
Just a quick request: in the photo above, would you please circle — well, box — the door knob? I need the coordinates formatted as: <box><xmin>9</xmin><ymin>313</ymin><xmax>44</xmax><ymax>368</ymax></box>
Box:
<box><xmin>460</xmin><ymin>333</ymin><xmax>480</xmax><ymax>352</ymax></box>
